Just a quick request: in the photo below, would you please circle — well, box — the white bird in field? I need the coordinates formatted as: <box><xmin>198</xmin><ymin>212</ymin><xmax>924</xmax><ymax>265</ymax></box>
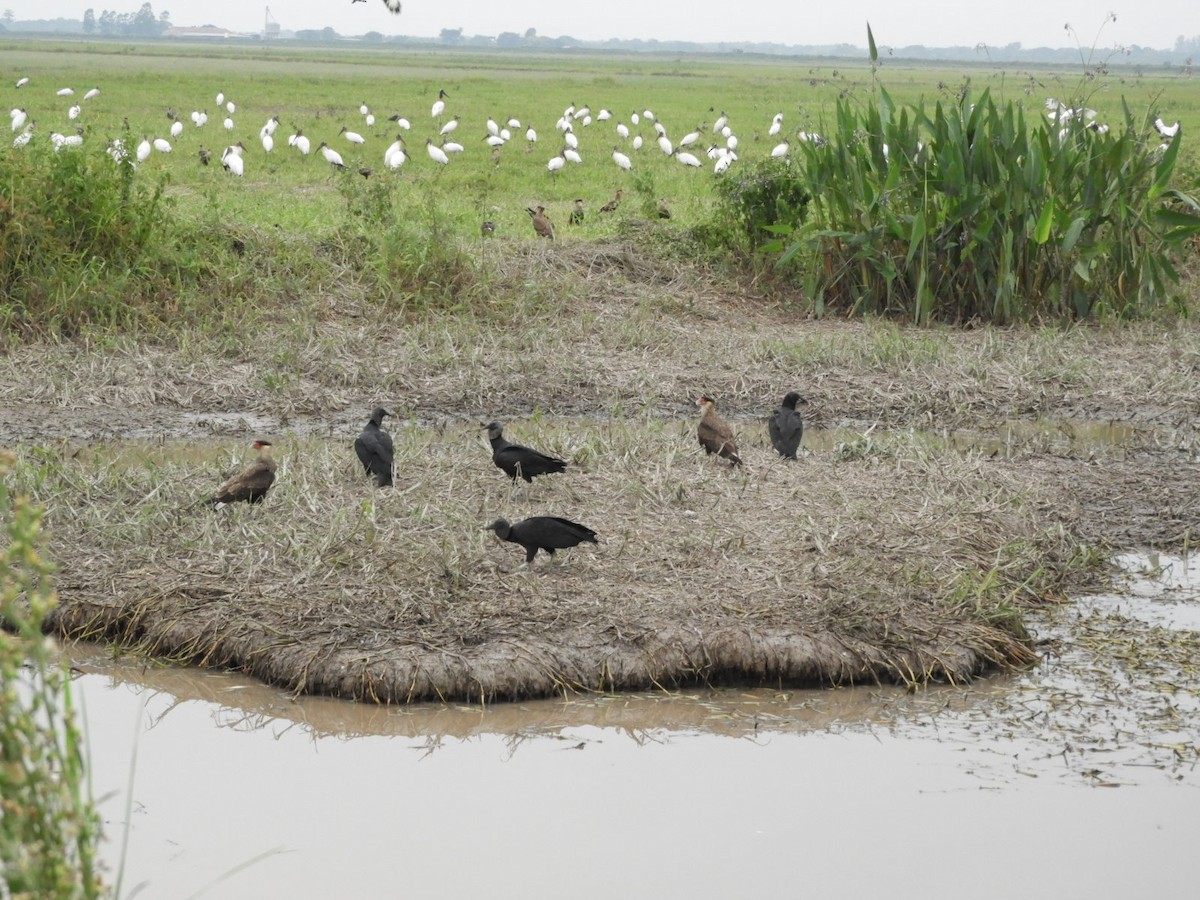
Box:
<box><xmin>340</xmin><ymin>126</ymin><xmax>366</xmax><ymax>144</ymax></box>
<box><xmin>771</xmin><ymin>140</ymin><xmax>789</xmax><ymax>158</ymax></box>
<box><xmin>714</xmin><ymin>153</ymin><xmax>734</xmax><ymax>174</ymax></box>
<box><xmin>643</xmin><ymin>109</ymin><xmax>655</xmax><ymax>121</ymax></box>
<box><xmin>365</xmin><ymin>113</ymin><xmax>375</xmax><ymax>127</ymax></box>
<box><xmin>261</xmin><ymin>132</ymin><xmax>273</xmax><ymax>153</ymax></box>
<box><xmin>616</xmin><ymin>122</ymin><xmax>629</xmax><ymax>139</ymax></box>
<box><xmin>486</xmin><ymin>118</ymin><xmax>499</xmax><ymax>136</ymax></box>
<box><xmin>574</xmin><ymin>106</ymin><xmax>590</xmax><ymax>120</ymax></box>
<box><xmin>721</xmin><ymin>125</ymin><xmax>732</xmax><ymax>138</ymax></box>
<box><xmin>136</xmin><ymin>135</ymin><xmax>152</xmax><ymax>162</ymax></box>
<box><xmin>713</xmin><ymin>112</ymin><xmax>727</xmax><ymax>132</ymax></box>
<box><xmin>525</xmin><ymin>126</ymin><xmax>537</xmax><ymax>143</ymax></box>
<box><xmin>171</xmin><ymin>118</ymin><xmax>184</xmax><ymax>139</ymax></box>
<box><xmin>68</xmin><ymin>104</ymin><xmax>82</xmax><ymax>120</ymax></box>
<box><xmin>612</xmin><ymin>147</ymin><xmax>632</xmax><ymax>170</ymax></box>
<box><xmin>153</xmin><ymin>137</ymin><xmax>172</xmax><ymax>153</ymax></box>
<box><xmin>12</xmin><ymin>123</ymin><xmax>34</xmax><ymax>148</ymax></box>
<box><xmin>796</xmin><ymin>131</ymin><xmax>824</xmax><ymax>145</ymax></box>
<box><xmin>107</xmin><ymin>138</ymin><xmax>128</xmax><ymax>165</ymax></box>
<box><xmin>221</xmin><ymin>143</ymin><xmax>245</xmax><ymax>176</ymax></box>
<box><xmin>632</xmin><ymin>135</ymin><xmax>643</xmax><ymax>151</ymax></box>
<box><xmin>359</xmin><ymin>101</ymin><xmax>369</xmax><ymax>115</ymax></box>
<box><xmin>597</xmin><ymin>109</ymin><xmax>611</xmax><ymax>121</ymax></box>
<box><xmin>317</xmin><ymin>141</ymin><xmax>347</xmax><ymax>168</ymax></box>
<box><xmin>56</xmin><ymin>87</ymin><xmax>74</xmax><ymax>97</ymax></box>
<box><xmin>768</xmin><ymin>113</ymin><xmax>783</xmax><ymax>136</ymax></box>
<box><xmin>289</xmin><ymin>130</ymin><xmax>311</xmax><ymax>154</ymax></box>
<box><xmin>726</xmin><ymin>134</ymin><xmax>739</xmax><ymax>150</ymax></box>
<box><xmin>442</xmin><ymin>140</ymin><xmax>464</xmax><ymax>153</ymax></box>
<box><xmin>384</xmin><ymin>136</ymin><xmax>407</xmax><ymax>168</ymax></box>
<box><xmin>191</xmin><ymin>109</ymin><xmax>207</xmax><ymax>126</ymax></box>
<box><xmin>10</xmin><ymin>108</ymin><xmax>27</xmax><ymax>131</ymax></box>
<box><xmin>564</xmin><ymin>147</ymin><xmax>582</xmax><ymax>164</ymax></box>
<box><xmin>389</xmin><ymin>115</ymin><xmax>412</xmax><ymax>130</ymax></box>
<box><xmin>581</xmin><ymin>115</ymin><xmax>592</xmax><ymax>127</ymax></box>
<box><xmin>675</xmin><ymin>150</ymin><xmax>701</xmax><ymax>167</ymax></box>
<box><xmin>223</xmin><ymin>117</ymin><xmax>234</xmax><ymax>131</ymax></box>
<box><xmin>425</xmin><ymin>138</ymin><xmax>449</xmax><ymax>165</ymax></box>
<box><xmin>564</xmin><ymin>130</ymin><xmax>578</xmax><ymax>149</ymax></box>
<box><xmin>51</xmin><ymin>131</ymin><xmax>84</xmax><ymax>151</ymax></box>
<box><xmin>657</xmin><ymin>135</ymin><xmax>673</xmax><ymax>156</ymax></box>
<box><xmin>431</xmin><ymin>88</ymin><xmax>448</xmax><ymax>118</ymax></box>
<box><xmin>654</xmin><ymin>121</ymin><xmax>666</xmax><ymax>137</ymax></box>
<box><xmin>500</xmin><ymin>127</ymin><xmax>512</xmax><ymax>141</ymax></box>
<box><xmin>630</xmin><ymin>112</ymin><xmax>639</xmax><ymax>125</ymax></box>
<box><xmin>1155</xmin><ymin>116</ymin><xmax>1180</xmax><ymax>139</ymax></box>
<box><xmin>507</xmin><ymin>117</ymin><xmax>521</xmax><ymax>128</ymax></box>
<box><xmin>547</xmin><ymin>152</ymin><xmax>566</xmax><ymax>173</ymax></box>
<box><xmin>15</xmin><ymin>76</ymin><xmax>29</xmax><ymax>88</ymax></box>
<box><xmin>679</xmin><ymin>129</ymin><xmax>700</xmax><ymax>147</ymax></box>
<box><xmin>226</xmin><ymin>101</ymin><xmax>236</xmax><ymax>114</ymax></box>
<box><xmin>83</xmin><ymin>86</ymin><xmax>101</xmax><ymax>101</ymax></box>
<box><xmin>484</xmin><ymin>134</ymin><xmax>505</xmax><ymax>147</ymax></box>
<box><xmin>439</xmin><ymin>116</ymin><xmax>459</xmax><ymax>136</ymax></box>
<box><xmin>262</xmin><ymin>115</ymin><xmax>279</xmax><ymax>136</ymax></box>
<box><xmin>216</xmin><ymin>91</ymin><xmax>225</xmax><ymax>106</ymax></box>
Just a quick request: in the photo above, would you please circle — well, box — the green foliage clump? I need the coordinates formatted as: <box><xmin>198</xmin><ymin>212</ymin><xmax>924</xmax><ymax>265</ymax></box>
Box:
<box><xmin>0</xmin><ymin>143</ymin><xmax>178</xmax><ymax>337</ymax></box>
<box><xmin>708</xmin><ymin>157</ymin><xmax>811</xmax><ymax>253</ymax></box>
<box><xmin>1</xmin><ymin>451</ymin><xmax>105</xmax><ymax>899</ymax></box>
<box><xmin>772</xmin><ymin>86</ymin><xmax>1200</xmax><ymax>323</ymax></box>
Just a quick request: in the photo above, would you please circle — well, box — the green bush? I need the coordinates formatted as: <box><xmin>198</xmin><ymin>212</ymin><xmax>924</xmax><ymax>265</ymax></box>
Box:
<box><xmin>1</xmin><ymin>451</ymin><xmax>105</xmax><ymax>899</ymax></box>
<box><xmin>772</xmin><ymin>84</ymin><xmax>1200</xmax><ymax>323</ymax></box>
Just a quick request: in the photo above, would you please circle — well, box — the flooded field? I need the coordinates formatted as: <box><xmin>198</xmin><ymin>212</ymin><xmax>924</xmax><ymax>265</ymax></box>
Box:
<box><xmin>68</xmin><ymin>553</ymin><xmax>1199</xmax><ymax>899</ymax></box>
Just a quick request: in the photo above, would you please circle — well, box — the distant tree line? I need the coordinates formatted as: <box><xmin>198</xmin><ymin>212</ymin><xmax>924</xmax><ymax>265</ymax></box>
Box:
<box><xmin>81</xmin><ymin>4</ymin><xmax>169</xmax><ymax>37</ymax></box>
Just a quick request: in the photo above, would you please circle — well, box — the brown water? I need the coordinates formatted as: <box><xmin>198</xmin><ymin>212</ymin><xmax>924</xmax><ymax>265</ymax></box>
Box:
<box><xmin>70</xmin><ymin>553</ymin><xmax>1200</xmax><ymax>899</ymax></box>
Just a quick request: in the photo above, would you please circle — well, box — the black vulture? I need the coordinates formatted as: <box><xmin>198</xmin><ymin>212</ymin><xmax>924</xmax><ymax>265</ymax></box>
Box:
<box><xmin>768</xmin><ymin>392</ymin><xmax>807</xmax><ymax>459</ymax></box>
<box><xmin>485</xmin><ymin>422</ymin><xmax>568</xmax><ymax>483</ymax></box>
<box><xmin>212</xmin><ymin>440</ymin><xmax>276</xmax><ymax>505</ymax></box>
<box><xmin>485</xmin><ymin>516</ymin><xmax>598</xmax><ymax>564</ymax></box>
<box><xmin>697</xmin><ymin>396</ymin><xmax>742</xmax><ymax>466</ymax></box>
<box><xmin>355</xmin><ymin>407</ymin><xmax>394</xmax><ymax>487</ymax></box>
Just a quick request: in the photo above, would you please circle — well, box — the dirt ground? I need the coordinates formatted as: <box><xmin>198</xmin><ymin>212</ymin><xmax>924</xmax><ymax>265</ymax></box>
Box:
<box><xmin>4</xmin><ymin>244</ymin><xmax>1200</xmax><ymax>702</ymax></box>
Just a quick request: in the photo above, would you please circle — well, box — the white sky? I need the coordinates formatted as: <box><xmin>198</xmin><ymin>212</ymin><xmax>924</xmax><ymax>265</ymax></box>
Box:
<box><xmin>11</xmin><ymin>2</ymin><xmax>1196</xmax><ymax>50</ymax></box>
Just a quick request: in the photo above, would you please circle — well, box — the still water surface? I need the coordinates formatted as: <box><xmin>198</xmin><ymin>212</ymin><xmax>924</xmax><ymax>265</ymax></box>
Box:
<box><xmin>73</xmin><ymin>554</ymin><xmax>1199</xmax><ymax>899</ymax></box>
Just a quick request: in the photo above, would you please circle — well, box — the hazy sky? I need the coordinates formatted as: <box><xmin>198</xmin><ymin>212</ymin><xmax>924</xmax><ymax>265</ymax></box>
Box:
<box><xmin>13</xmin><ymin>2</ymin><xmax>1195</xmax><ymax>50</ymax></box>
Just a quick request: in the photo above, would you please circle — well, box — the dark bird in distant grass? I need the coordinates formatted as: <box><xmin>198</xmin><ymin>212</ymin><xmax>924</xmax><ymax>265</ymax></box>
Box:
<box><xmin>599</xmin><ymin>188</ymin><xmax>623</xmax><ymax>213</ymax></box>
<box><xmin>212</xmin><ymin>440</ymin><xmax>276</xmax><ymax>505</ymax></box>
<box><xmin>355</xmin><ymin>407</ymin><xmax>394</xmax><ymax>486</ymax></box>
<box><xmin>569</xmin><ymin>198</ymin><xmax>585</xmax><ymax>226</ymax></box>
<box><xmin>697</xmin><ymin>395</ymin><xmax>742</xmax><ymax>466</ymax></box>
<box><xmin>481</xmin><ymin>219</ymin><xmax>496</xmax><ymax>237</ymax></box>
<box><xmin>485</xmin><ymin>516</ymin><xmax>598</xmax><ymax>565</ymax></box>
<box><xmin>527</xmin><ymin>204</ymin><xmax>554</xmax><ymax>239</ymax></box>
<box><xmin>485</xmin><ymin>422</ymin><xmax>568</xmax><ymax>483</ymax></box>
<box><xmin>768</xmin><ymin>391</ymin><xmax>807</xmax><ymax>459</ymax></box>
<box><xmin>656</xmin><ymin>198</ymin><xmax>672</xmax><ymax>219</ymax></box>
<box><xmin>198</xmin><ymin>145</ymin><xmax>211</xmax><ymax>165</ymax></box>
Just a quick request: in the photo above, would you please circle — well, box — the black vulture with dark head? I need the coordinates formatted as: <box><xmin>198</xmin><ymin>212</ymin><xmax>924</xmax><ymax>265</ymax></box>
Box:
<box><xmin>485</xmin><ymin>516</ymin><xmax>598</xmax><ymax>565</ymax></box>
<box><xmin>485</xmin><ymin>422</ymin><xmax>568</xmax><ymax>483</ymax></box>
<box><xmin>355</xmin><ymin>407</ymin><xmax>394</xmax><ymax>486</ymax></box>
<box><xmin>768</xmin><ymin>391</ymin><xmax>807</xmax><ymax>459</ymax></box>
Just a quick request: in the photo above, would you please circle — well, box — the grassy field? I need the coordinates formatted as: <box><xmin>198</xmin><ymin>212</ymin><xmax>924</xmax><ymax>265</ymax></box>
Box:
<box><xmin>3</xmin><ymin>40</ymin><xmax>1196</xmax><ymax>237</ymax></box>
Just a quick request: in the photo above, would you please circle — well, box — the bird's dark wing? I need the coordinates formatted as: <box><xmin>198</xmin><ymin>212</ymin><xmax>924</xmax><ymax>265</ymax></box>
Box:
<box><xmin>517</xmin><ymin>516</ymin><xmax>598</xmax><ymax>550</ymax></box>
<box><xmin>769</xmin><ymin>409</ymin><xmax>803</xmax><ymax>458</ymax></box>
<box><xmin>355</xmin><ymin>427</ymin><xmax>394</xmax><ymax>485</ymax></box>
<box><xmin>493</xmin><ymin>443</ymin><xmax>567</xmax><ymax>483</ymax></box>
<box><xmin>214</xmin><ymin>461</ymin><xmax>275</xmax><ymax>504</ymax></box>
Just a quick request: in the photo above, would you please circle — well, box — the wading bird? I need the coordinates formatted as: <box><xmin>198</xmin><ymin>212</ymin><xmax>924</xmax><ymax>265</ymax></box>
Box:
<box><xmin>431</xmin><ymin>89</ymin><xmax>448</xmax><ymax>119</ymax></box>
<box><xmin>340</xmin><ymin>125</ymin><xmax>366</xmax><ymax>144</ymax></box>
<box><xmin>211</xmin><ymin>440</ymin><xmax>276</xmax><ymax>505</ymax></box>
<box><xmin>1155</xmin><ymin>116</ymin><xmax>1180</xmax><ymax>139</ymax></box>
<box><xmin>355</xmin><ymin>407</ymin><xmax>394</xmax><ymax>487</ymax></box>
<box><xmin>485</xmin><ymin>516</ymin><xmax>598</xmax><ymax>566</ymax></box>
<box><xmin>317</xmin><ymin>141</ymin><xmax>346</xmax><ymax>169</ymax></box>
<box><xmin>426</xmin><ymin>138</ymin><xmax>449</xmax><ymax>165</ymax></box>
<box><xmin>485</xmin><ymin>422</ymin><xmax>567</xmax><ymax>483</ymax></box>
<box><xmin>697</xmin><ymin>395</ymin><xmax>742</xmax><ymax>466</ymax></box>
<box><xmin>527</xmin><ymin>205</ymin><xmax>554</xmax><ymax>239</ymax></box>
<box><xmin>569</xmin><ymin>198</ymin><xmax>585</xmax><ymax>226</ymax></box>
<box><xmin>612</xmin><ymin>147</ymin><xmax>632</xmax><ymax>171</ymax></box>
<box><xmin>221</xmin><ymin>143</ymin><xmax>245</xmax><ymax>176</ymax></box>
<box><xmin>768</xmin><ymin>392</ymin><xmax>807</xmax><ymax>459</ymax></box>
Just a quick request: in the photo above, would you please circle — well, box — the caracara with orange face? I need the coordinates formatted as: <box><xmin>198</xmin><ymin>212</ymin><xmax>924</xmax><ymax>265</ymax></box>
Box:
<box><xmin>211</xmin><ymin>440</ymin><xmax>277</xmax><ymax>505</ymax></box>
<box><xmin>696</xmin><ymin>395</ymin><xmax>742</xmax><ymax>466</ymax></box>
